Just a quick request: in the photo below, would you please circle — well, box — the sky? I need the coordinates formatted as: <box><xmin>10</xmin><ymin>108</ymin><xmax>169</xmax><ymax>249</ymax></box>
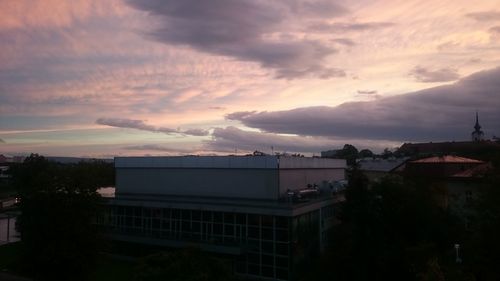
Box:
<box><xmin>1</xmin><ymin>0</ymin><xmax>500</xmax><ymax>157</ymax></box>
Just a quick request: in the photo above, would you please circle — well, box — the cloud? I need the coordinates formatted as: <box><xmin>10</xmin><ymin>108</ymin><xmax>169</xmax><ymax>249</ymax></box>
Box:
<box><xmin>226</xmin><ymin>66</ymin><xmax>500</xmax><ymax>142</ymax></box>
<box><xmin>465</xmin><ymin>11</ymin><xmax>500</xmax><ymax>21</ymax></box>
<box><xmin>126</xmin><ymin>0</ymin><xmax>348</xmax><ymax>79</ymax></box>
<box><xmin>357</xmin><ymin>90</ymin><xmax>378</xmax><ymax>95</ymax></box>
<box><xmin>409</xmin><ymin>66</ymin><xmax>460</xmax><ymax>83</ymax></box>
<box><xmin>490</xmin><ymin>26</ymin><xmax>500</xmax><ymax>34</ymax></box>
<box><xmin>123</xmin><ymin>144</ymin><xmax>196</xmax><ymax>154</ymax></box>
<box><xmin>205</xmin><ymin>126</ymin><xmax>336</xmax><ymax>153</ymax></box>
<box><xmin>0</xmin><ymin>138</ymin><xmax>5</xmax><ymax>143</ymax></box>
<box><xmin>96</xmin><ymin>118</ymin><xmax>210</xmax><ymax>136</ymax></box>
<box><xmin>307</xmin><ymin>22</ymin><xmax>394</xmax><ymax>33</ymax></box>
<box><xmin>331</xmin><ymin>38</ymin><xmax>356</xmax><ymax>46</ymax></box>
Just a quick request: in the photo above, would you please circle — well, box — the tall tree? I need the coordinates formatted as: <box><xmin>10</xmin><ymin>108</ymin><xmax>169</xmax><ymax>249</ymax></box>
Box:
<box><xmin>11</xmin><ymin>154</ymin><xmax>112</xmax><ymax>280</ymax></box>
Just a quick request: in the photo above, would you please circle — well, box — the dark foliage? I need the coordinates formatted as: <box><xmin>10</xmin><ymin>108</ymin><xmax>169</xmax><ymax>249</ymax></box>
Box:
<box><xmin>10</xmin><ymin>154</ymin><xmax>114</xmax><ymax>281</ymax></box>
<box><xmin>134</xmin><ymin>247</ymin><xmax>234</xmax><ymax>281</ymax></box>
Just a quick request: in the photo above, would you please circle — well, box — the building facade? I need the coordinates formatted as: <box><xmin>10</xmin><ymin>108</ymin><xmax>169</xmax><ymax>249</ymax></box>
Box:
<box><xmin>97</xmin><ymin>156</ymin><xmax>346</xmax><ymax>280</ymax></box>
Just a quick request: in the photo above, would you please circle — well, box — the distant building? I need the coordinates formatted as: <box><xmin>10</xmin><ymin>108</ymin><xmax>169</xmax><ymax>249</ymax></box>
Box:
<box><xmin>97</xmin><ymin>156</ymin><xmax>347</xmax><ymax>281</ymax></box>
<box><xmin>403</xmin><ymin>155</ymin><xmax>490</xmax><ymax>209</ymax></box>
<box><xmin>398</xmin><ymin>112</ymin><xmax>499</xmax><ymax>156</ymax></box>
<box><xmin>357</xmin><ymin>158</ymin><xmax>407</xmax><ymax>182</ymax></box>
<box><xmin>320</xmin><ymin>150</ymin><xmax>337</xmax><ymax>158</ymax></box>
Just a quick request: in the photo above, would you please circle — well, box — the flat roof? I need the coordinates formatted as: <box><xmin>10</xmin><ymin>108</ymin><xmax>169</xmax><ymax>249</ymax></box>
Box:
<box><xmin>115</xmin><ymin>156</ymin><xmax>346</xmax><ymax>169</ymax></box>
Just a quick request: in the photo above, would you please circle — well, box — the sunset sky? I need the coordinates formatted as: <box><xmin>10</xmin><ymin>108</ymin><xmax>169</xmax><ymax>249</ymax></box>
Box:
<box><xmin>1</xmin><ymin>0</ymin><xmax>500</xmax><ymax>157</ymax></box>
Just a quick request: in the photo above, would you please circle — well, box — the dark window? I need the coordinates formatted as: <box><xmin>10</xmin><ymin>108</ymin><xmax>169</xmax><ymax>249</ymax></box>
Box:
<box><xmin>276</xmin><ymin>216</ymin><xmax>288</xmax><ymax>228</ymax></box>
<box><xmin>276</xmin><ymin>256</ymin><xmax>288</xmax><ymax>268</ymax></box>
<box><xmin>276</xmin><ymin>243</ymin><xmax>289</xmax><ymax>256</ymax></box>
<box><xmin>192</xmin><ymin>210</ymin><xmax>201</xmax><ymax>221</ymax></box>
<box><xmin>181</xmin><ymin>210</ymin><xmax>191</xmax><ymax>220</ymax></box>
<box><xmin>248</xmin><ymin>227</ymin><xmax>259</xmax><ymax>239</ymax></box>
<box><xmin>248</xmin><ymin>253</ymin><xmax>260</xmax><ymax>264</ymax></box>
<box><xmin>202</xmin><ymin>211</ymin><xmax>212</xmax><ymax>222</ymax></box>
<box><xmin>213</xmin><ymin>212</ymin><xmax>223</xmax><ymax>223</ymax></box>
<box><xmin>261</xmin><ymin>215</ymin><xmax>273</xmax><ymax>227</ymax></box>
<box><xmin>276</xmin><ymin>229</ymin><xmax>289</xmax><ymax>242</ymax></box>
<box><xmin>262</xmin><ymin>266</ymin><xmax>274</xmax><ymax>278</ymax></box>
<box><xmin>248</xmin><ymin>214</ymin><xmax>260</xmax><ymax>226</ymax></box>
<box><xmin>224</xmin><ymin>213</ymin><xmax>234</xmax><ymax>224</ymax></box>
<box><xmin>261</xmin><ymin>241</ymin><xmax>273</xmax><ymax>253</ymax></box>
<box><xmin>261</xmin><ymin>254</ymin><xmax>274</xmax><ymax>266</ymax></box>
<box><xmin>236</xmin><ymin>213</ymin><xmax>246</xmax><ymax>225</ymax></box>
<box><xmin>276</xmin><ymin>268</ymin><xmax>289</xmax><ymax>280</ymax></box>
<box><xmin>248</xmin><ymin>264</ymin><xmax>260</xmax><ymax>275</ymax></box>
<box><xmin>213</xmin><ymin>224</ymin><xmax>223</xmax><ymax>235</ymax></box>
<box><xmin>224</xmin><ymin>225</ymin><xmax>234</xmax><ymax>236</ymax></box>
<box><xmin>262</xmin><ymin>228</ymin><xmax>273</xmax><ymax>240</ymax></box>
<box><xmin>192</xmin><ymin>222</ymin><xmax>201</xmax><ymax>233</ymax></box>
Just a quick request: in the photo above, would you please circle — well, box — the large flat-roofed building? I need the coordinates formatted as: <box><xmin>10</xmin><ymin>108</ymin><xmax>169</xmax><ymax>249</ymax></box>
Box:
<box><xmin>98</xmin><ymin>156</ymin><xmax>346</xmax><ymax>281</ymax></box>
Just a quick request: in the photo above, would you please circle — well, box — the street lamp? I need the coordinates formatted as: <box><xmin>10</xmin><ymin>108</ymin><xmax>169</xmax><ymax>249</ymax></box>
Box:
<box><xmin>454</xmin><ymin>243</ymin><xmax>462</xmax><ymax>264</ymax></box>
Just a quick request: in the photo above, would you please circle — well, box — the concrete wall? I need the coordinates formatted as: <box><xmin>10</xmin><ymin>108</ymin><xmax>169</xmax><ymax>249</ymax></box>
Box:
<box><xmin>116</xmin><ymin>168</ymin><xmax>280</xmax><ymax>200</ymax></box>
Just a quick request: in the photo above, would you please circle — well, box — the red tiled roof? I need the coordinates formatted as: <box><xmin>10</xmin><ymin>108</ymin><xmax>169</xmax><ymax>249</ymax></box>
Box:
<box><xmin>411</xmin><ymin>155</ymin><xmax>484</xmax><ymax>164</ymax></box>
<box><xmin>451</xmin><ymin>163</ymin><xmax>493</xmax><ymax>178</ymax></box>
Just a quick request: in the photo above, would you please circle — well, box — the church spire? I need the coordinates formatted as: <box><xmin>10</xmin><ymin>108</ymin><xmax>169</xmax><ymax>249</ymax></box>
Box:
<box><xmin>474</xmin><ymin>111</ymin><xmax>481</xmax><ymax>131</ymax></box>
<box><xmin>472</xmin><ymin>111</ymin><xmax>484</xmax><ymax>142</ymax></box>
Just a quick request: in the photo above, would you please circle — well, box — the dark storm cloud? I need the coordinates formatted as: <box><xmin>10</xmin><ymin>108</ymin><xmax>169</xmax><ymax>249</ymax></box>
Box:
<box><xmin>307</xmin><ymin>22</ymin><xmax>394</xmax><ymax>33</ymax></box>
<box><xmin>123</xmin><ymin>144</ymin><xmax>195</xmax><ymax>153</ymax></box>
<box><xmin>226</xmin><ymin>67</ymin><xmax>500</xmax><ymax>142</ymax></box>
<box><xmin>126</xmin><ymin>0</ymin><xmax>348</xmax><ymax>79</ymax></box>
<box><xmin>0</xmin><ymin>138</ymin><xmax>5</xmax><ymax>143</ymax></box>
<box><xmin>204</xmin><ymin>126</ymin><xmax>338</xmax><ymax>153</ymax></box>
<box><xmin>409</xmin><ymin>66</ymin><xmax>460</xmax><ymax>82</ymax></box>
<box><xmin>96</xmin><ymin>118</ymin><xmax>209</xmax><ymax>136</ymax></box>
<box><xmin>465</xmin><ymin>11</ymin><xmax>500</xmax><ymax>21</ymax></box>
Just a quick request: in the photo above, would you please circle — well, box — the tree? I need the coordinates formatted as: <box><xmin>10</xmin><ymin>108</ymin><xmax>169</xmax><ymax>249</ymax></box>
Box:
<box><xmin>359</xmin><ymin>149</ymin><xmax>374</xmax><ymax>158</ymax></box>
<box><xmin>334</xmin><ymin>144</ymin><xmax>359</xmax><ymax>166</ymax></box>
<box><xmin>134</xmin><ymin>247</ymin><xmax>234</xmax><ymax>281</ymax></box>
<box><xmin>323</xmin><ymin>172</ymin><xmax>458</xmax><ymax>281</ymax></box>
<box><xmin>11</xmin><ymin>154</ymin><xmax>113</xmax><ymax>280</ymax></box>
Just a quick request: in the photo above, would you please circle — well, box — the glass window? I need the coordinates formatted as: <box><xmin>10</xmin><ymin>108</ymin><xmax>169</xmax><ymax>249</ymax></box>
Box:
<box><xmin>261</xmin><ymin>241</ymin><xmax>273</xmax><ymax>253</ymax></box>
<box><xmin>248</xmin><ymin>264</ymin><xmax>260</xmax><ymax>275</ymax></box>
<box><xmin>262</xmin><ymin>228</ymin><xmax>273</xmax><ymax>240</ymax></box>
<box><xmin>276</xmin><ymin>268</ymin><xmax>289</xmax><ymax>280</ymax></box>
<box><xmin>248</xmin><ymin>253</ymin><xmax>260</xmax><ymax>264</ymax></box>
<box><xmin>192</xmin><ymin>210</ymin><xmax>201</xmax><ymax>221</ymax></box>
<box><xmin>202</xmin><ymin>211</ymin><xmax>212</xmax><ymax>222</ymax></box>
<box><xmin>248</xmin><ymin>227</ymin><xmax>259</xmax><ymax>239</ymax></box>
<box><xmin>224</xmin><ymin>225</ymin><xmax>234</xmax><ymax>236</ymax></box>
<box><xmin>213</xmin><ymin>212</ymin><xmax>223</xmax><ymax>223</ymax></box>
<box><xmin>248</xmin><ymin>214</ymin><xmax>260</xmax><ymax>226</ymax></box>
<box><xmin>261</xmin><ymin>254</ymin><xmax>274</xmax><ymax>266</ymax></box>
<box><xmin>262</xmin><ymin>266</ymin><xmax>274</xmax><ymax>278</ymax></box>
<box><xmin>261</xmin><ymin>215</ymin><xmax>273</xmax><ymax>227</ymax></box>
<box><xmin>276</xmin><ymin>216</ymin><xmax>289</xmax><ymax>228</ymax></box>
<box><xmin>276</xmin><ymin>256</ymin><xmax>288</xmax><ymax>268</ymax></box>
<box><xmin>213</xmin><ymin>224</ymin><xmax>223</xmax><ymax>235</ymax></box>
<box><xmin>236</xmin><ymin>213</ymin><xmax>246</xmax><ymax>225</ymax></box>
<box><xmin>224</xmin><ymin>212</ymin><xmax>234</xmax><ymax>224</ymax></box>
<box><xmin>276</xmin><ymin>229</ymin><xmax>289</xmax><ymax>242</ymax></box>
<box><xmin>276</xmin><ymin>243</ymin><xmax>289</xmax><ymax>256</ymax></box>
